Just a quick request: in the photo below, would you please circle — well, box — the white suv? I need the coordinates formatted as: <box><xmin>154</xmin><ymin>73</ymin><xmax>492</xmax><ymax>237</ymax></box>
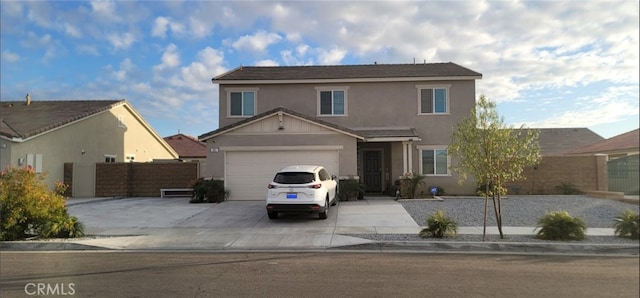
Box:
<box><xmin>266</xmin><ymin>165</ymin><xmax>338</xmax><ymax>220</ymax></box>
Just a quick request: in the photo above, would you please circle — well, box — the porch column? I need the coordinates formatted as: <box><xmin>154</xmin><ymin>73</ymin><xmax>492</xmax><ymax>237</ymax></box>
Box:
<box><xmin>407</xmin><ymin>141</ymin><xmax>413</xmax><ymax>173</ymax></box>
<box><xmin>402</xmin><ymin>141</ymin><xmax>413</xmax><ymax>174</ymax></box>
<box><xmin>402</xmin><ymin>142</ymin><xmax>408</xmax><ymax>174</ymax></box>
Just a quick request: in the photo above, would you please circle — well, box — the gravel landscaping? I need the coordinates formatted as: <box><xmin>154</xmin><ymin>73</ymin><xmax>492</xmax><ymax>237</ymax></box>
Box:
<box><xmin>352</xmin><ymin>195</ymin><xmax>640</xmax><ymax>245</ymax></box>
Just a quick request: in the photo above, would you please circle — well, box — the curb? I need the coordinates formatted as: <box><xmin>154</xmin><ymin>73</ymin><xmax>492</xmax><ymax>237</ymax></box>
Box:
<box><xmin>2</xmin><ymin>240</ymin><xmax>638</xmax><ymax>256</ymax></box>
<box><xmin>0</xmin><ymin>241</ymin><xmax>111</xmax><ymax>251</ymax></box>
<box><xmin>333</xmin><ymin>241</ymin><xmax>640</xmax><ymax>256</ymax></box>
<box><xmin>66</xmin><ymin>197</ymin><xmax>123</xmax><ymax>206</ymax></box>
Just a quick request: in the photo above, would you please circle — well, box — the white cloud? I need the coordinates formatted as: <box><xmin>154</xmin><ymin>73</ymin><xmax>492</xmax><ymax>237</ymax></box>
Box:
<box><xmin>527</xmin><ymin>85</ymin><xmax>639</xmax><ymax>128</ymax></box>
<box><xmin>188</xmin><ymin>17</ymin><xmax>210</xmax><ymax>38</ymax></box>
<box><xmin>255</xmin><ymin>59</ymin><xmax>279</xmax><ymax>66</ymax></box>
<box><xmin>155</xmin><ymin>43</ymin><xmax>180</xmax><ymax>70</ymax></box>
<box><xmin>230</xmin><ymin>30</ymin><xmax>283</xmax><ymax>53</ymax></box>
<box><xmin>317</xmin><ymin>48</ymin><xmax>346</xmax><ymax>65</ymax></box>
<box><xmin>1</xmin><ymin>50</ymin><xmax>20</xmax><ymax>62</ymax></box>
<box><xmin>152</xmin><ymin>16</ymin><xmax>170</xmax><ymax>38</ymax></box>
<box><xmin>63</xmin><ymin>22</ymin><xmax>82</xmax><ymax>38</ymax></box>
<box><xmin>111</xmin><ymin>58</ymin><xmax>135</xmax><ymax>81</ymax></box>
<box><xmin>90</xmin><ymin>0</ymin><xmax>121</xmax><ymax>23</ymax></box>
<box><xmin>107</xmin><ymin>32</ymin><xmax>135</xmax><ymax>50</ymax></box>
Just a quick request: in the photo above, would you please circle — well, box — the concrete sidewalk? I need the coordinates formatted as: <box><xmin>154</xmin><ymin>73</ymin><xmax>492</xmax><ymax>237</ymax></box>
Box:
<box><xmin>1</xmin><ymin>197</ymin><xmax>637</xmax><ymax>255</ymax></box>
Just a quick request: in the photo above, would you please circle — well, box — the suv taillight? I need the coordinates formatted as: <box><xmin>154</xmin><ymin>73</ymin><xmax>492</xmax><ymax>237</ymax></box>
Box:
<box><xmin>308</xmin><ymin>184</ymin><xmax>322</xmax><ymax>189</ymax></box>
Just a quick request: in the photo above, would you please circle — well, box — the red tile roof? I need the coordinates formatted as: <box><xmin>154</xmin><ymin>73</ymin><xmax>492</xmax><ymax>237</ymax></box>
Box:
<box><xmin>164</xmin><ymin>133</ymin><xmax>207</xmax><ymax>158</ymax></box>
<box><xmin>566</xmin><ymin>129</ymin><xmax>639</xmax><ymax>155</ymax></box>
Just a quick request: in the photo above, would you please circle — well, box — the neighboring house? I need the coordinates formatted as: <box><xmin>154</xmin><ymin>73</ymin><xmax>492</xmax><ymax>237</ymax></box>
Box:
<box><xmin>164</xmin><ymin>133</ymin><xmax>208</xmax><ymax>177</ymax></box>
<box><xmin>199</xmin><ymin>63</ymin><xmax>482</xmax><ymax>200</ymax></box>
<box><xmin>566</xmin><ymin>129</ymin><xmax>639</xmax><ymax>195</ymax></box>
<box><xmin>564</xmin><ymin>128</ymin><xmax>639</xmax><ymax>158</ymax></box>
<box><xmin>529</xmin><ymin>128</ymin><xmax>605</xmax><ymax>156</ymax></box>
<box><xmin>164</xmin><ymin>133</ymin><xmax>207</xmax><ymax>161</ymax></box>
<box><xmin>0</xmin><ymin>99</ymin><xmax>178</xmax><ymax>195</ymax></box>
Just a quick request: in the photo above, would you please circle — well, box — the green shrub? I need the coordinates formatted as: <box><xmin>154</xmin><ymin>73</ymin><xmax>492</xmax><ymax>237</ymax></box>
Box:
<box><xmin>419</xmin><ymin>210</ymin><xmax>458</xmax><ymax>238</ymax></box>
<box><xmin>403</xmin><ymin>172</ymin><xmax>426</xmax><ymax>199</ymax></box>
<box><xmin>41</xmin><ymin>211</ymin><xmax>85</xmax><ymax>238</ymax></box>
<box><xmin>190</xmin><ymin>179</ymin><xmax>228</xmax><ymax>203</ymax></box>
<box><xmin>614</xmin><ymin>209</ymin><xmax>639</xmax><ymax>240</ymax></box>
<box><xmin>555</xmin><ymin>182</ymin><xmax>583</xmax><ymax>195</ymax></box>
<box><xmin>0</xmin><ymin>166</ymin><xmax>84</xmax><ymax>240</ymax></box>
<box><xmin>535</xmin><ymin>211</ymin><xmax>586</xmax><ymax>241</ymax></box>
<box><xmin>338</xmin><ymin>179</ymin><xmax>364</xmax><ymax>201</ymax></box>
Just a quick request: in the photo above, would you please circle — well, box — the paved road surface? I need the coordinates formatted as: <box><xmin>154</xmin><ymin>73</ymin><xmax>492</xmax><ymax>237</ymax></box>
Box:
<box><xmin>1</xmin><ymin>252</ymin><xmax>638</xmax><ymax>297</ymax></box>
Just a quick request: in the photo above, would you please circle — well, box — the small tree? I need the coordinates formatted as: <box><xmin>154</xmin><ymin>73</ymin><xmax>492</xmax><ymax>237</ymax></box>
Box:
<box><xmin>448</xmin><ymin>95</ymin><xmax>540</xmax><ymax>240</ymax></box>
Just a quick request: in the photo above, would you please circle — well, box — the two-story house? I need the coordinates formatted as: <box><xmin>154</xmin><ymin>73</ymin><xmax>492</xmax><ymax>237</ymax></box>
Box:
<box><xmin>199</xmin><ymin>63</ymin><xmax>482</xmax><ymax>200</ymax></box>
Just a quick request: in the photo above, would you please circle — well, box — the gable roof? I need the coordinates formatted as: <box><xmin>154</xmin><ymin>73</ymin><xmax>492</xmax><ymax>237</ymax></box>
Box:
<box><xmin>1</xmin><ymin>100</ymin><xmax>124</xmax><ymax>140</ymax></box>
<box><xmin>517</xmin><ymin>128</ymin><xmax>605</xmax><ymax>156</ymax></box>
<box><xmin>198</xmin><ymin>107</ymin><xmax>364</xmax><ymax>141</ymax></box>
<box><xmin>565</xmin><ymin>128</ymin><xmax>639</xmax><ymax>155</ymax></box>
<box><xmin>213</xmin><ymin>62</ymin><xmax>482</xmax><ymax>83</ymax></box>
<box><xmin>164</xmin><ymin>133</ymin><xmax>207</xmax><ymax>158</ymax></box>
<box><xmin>0</xmin><ymin>99</ymin><xmax>178</xmax><ymax>157</ymax></box>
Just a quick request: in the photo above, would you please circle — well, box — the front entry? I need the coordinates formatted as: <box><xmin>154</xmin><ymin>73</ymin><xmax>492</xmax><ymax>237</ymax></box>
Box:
<box><xmin>363</xmin><ymin>150</ymin><xmax>382</xmax><ymax>192</ymax></box>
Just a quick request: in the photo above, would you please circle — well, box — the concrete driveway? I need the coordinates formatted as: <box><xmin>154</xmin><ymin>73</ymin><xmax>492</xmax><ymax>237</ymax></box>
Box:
<box><xmin>65</xmin><ymin>197</ymin><xmax>419</xmax><ymax>250</ymax></box>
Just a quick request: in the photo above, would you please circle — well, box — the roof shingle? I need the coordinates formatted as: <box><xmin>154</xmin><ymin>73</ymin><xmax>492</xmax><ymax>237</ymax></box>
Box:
<box><xmin>164</xmin><ymin>134</ymin><xmax>207</xmax><ymax>158</ymax></box>
<box><xmin>566</xmin><ymin>129</ymin><xmax>639</xmax><ymax>155</ymax></box>
<box><xmin>0</xmin><ymin>100</ymin><xmax>124</xmax><ymax>139</ymax></box>
<box><xmin>214</xmin><ymin>62</ymin><xmax>482</xmax><ymax>81</ymax></box>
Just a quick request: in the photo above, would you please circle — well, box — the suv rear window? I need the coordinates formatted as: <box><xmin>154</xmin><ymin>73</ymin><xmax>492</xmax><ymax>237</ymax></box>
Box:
<box><xmin>273</xmin><ymin>172</ymin><xmax>315</xmax><ymax>184</ymax></box>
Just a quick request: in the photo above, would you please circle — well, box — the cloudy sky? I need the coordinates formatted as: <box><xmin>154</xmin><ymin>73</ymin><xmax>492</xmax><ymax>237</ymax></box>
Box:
<box><xmin>1</xmin><ymin>0</ymin><xmax>638</xmax><ymax>139</ymax></box>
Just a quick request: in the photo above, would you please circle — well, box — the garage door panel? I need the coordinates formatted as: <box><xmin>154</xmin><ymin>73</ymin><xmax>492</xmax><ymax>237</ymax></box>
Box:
<box><xmin>226</xmin><ymin>150</ymin><xmax>339</xmax><ymax>200</ymax></box>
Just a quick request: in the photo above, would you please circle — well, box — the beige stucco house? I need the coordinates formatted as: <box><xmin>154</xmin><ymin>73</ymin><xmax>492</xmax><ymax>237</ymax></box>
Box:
<box><xmin>0</xmin><ymin>99</ymin><xmax>178</xmax><ymax>195</ymax></box>
<box><xmin>199</xmin><ymin>63</ymin><xmax>482</xmax><ymax>200</ymax></box>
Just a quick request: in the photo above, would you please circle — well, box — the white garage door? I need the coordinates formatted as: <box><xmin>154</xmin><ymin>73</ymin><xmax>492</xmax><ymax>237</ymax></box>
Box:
<box><xmin>225</xmin><ymin>150</ymin><xmax>339</xmax><ymax>200</ymax></box>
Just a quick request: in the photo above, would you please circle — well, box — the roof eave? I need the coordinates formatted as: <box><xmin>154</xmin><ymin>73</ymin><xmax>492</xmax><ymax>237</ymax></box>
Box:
<box><xmin>364</xmin><ymin>136</ymin><xmax>422</xmax><ymax>142</ymax></box>
<box><xmin>199</xmin><ymin>109</ymin><xmax>365</xmax><ymax>141</ymax></box>
<box><xmin>213</xmin><ymin>75</ymin><xmax>482</xmax><ymax>85</ymax></box>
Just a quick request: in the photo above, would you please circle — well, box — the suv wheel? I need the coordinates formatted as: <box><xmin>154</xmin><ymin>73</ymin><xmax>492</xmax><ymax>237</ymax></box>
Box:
<box><xmin>267</xmin><ymin>212</ymin><xmax>278</xmax><ymax>219</ymax></box>
<box><xmin>318</xmin><ymin>198</ymin><xmax>329</xmax><ymax>220</ymax></box>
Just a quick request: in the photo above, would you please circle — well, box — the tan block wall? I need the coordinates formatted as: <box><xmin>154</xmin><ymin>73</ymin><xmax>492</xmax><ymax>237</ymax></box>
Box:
<box><xmin>93</xmin><ymin>162</ymin><xmax>198</xmax><ymax>197</ymax></box>
<box><xmin>505</xmin><ymin>155</ymin><xmax>608</xmax><ymax>195</ymax></box>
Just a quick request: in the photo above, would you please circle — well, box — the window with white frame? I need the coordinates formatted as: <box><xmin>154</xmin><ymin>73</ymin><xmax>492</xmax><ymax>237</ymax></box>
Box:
<box><xmin>316</xmin><ymin>87</ymin><xmax>348</xmax><ymax>116</ymax></box>
<box><xmin>417</xmin><ymin>85</ymin><xmax>449</xmax><ymax>114</ymax></box>
<box><xmin>228</xmin><ymin>89</ymin><xmax>257</xmax><ymax>117</ymax></box>
<box><xmin>104</xmin><ymin>155</ymin><xmax>116</xmax><ymax>163</ymax></box>
<box><xmin>420</xmin><ymin>148</ymin><xmax>449</xmax><ymax>175</ymax></box>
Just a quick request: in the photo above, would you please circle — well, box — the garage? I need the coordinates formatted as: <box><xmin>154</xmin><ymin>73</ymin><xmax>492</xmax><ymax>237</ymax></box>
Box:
<box><xmin>225</xmin><ymin>149</ymin><xmax>339</xmax><ymax>200</ymax></box>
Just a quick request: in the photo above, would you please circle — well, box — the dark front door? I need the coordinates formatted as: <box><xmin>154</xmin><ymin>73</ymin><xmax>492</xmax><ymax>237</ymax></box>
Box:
<box><xmin>363</xmin><ymin>150</ymin><xmax>382</xmax><ymax>192</ymax></box>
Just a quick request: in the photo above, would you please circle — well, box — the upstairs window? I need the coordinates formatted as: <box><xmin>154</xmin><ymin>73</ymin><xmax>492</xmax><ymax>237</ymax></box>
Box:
<box><xmin>417</xmin><ymin>85</ymin><xmax>449</xmax><ymax>114</ymax></box>
<box><xmin>317</xmin><ymin>87</ymin><xmax>348</xmax><ymax>116</ymax></box>
<box><xmin>228</xmin><ymin>90</ymin><xmax>256</xmax><ymax>117</ymax></box>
